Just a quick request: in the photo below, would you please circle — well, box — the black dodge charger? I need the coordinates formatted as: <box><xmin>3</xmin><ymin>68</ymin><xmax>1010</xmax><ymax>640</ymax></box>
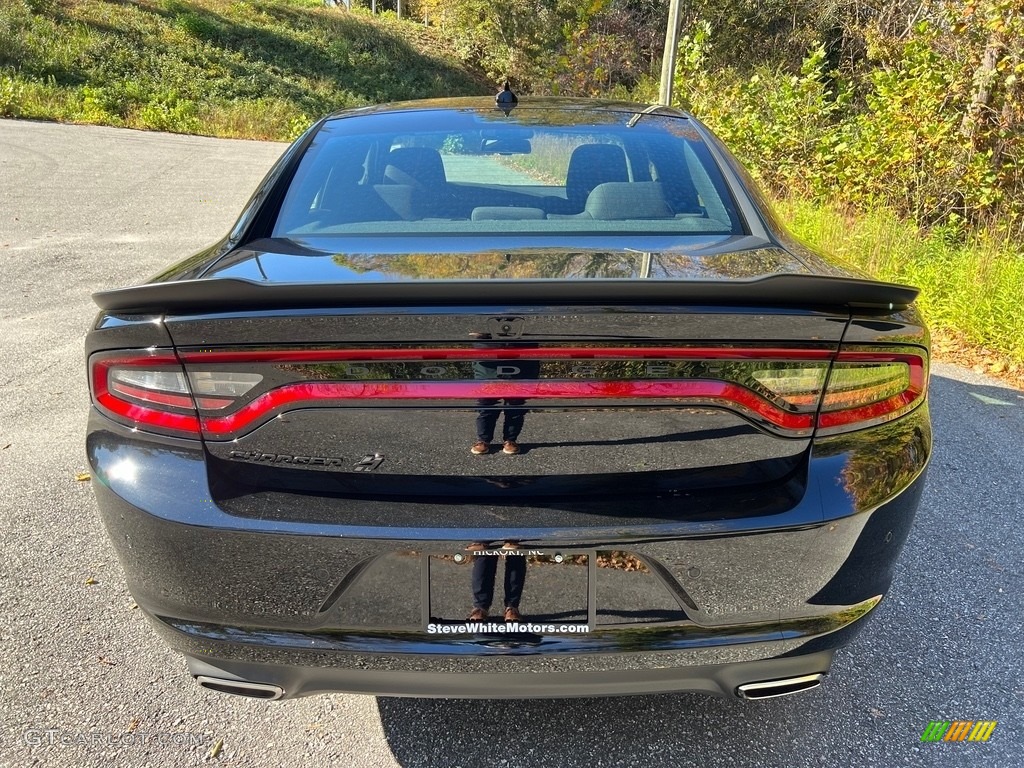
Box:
<box><xmin>86</xmin><ymin>98</ymin><xmax>930</xmax><ymax>701</ymax></box>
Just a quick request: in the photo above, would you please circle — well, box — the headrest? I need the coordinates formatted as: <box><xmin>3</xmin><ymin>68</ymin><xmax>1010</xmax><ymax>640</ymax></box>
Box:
<box><xmin>565</xmin><ymin>144</ymin><xmax>629</xmax><ymax>206</ymax></box>
<box><xmin>584</xmin><ymin>182</ymin><xmax>673</xmax><ymax>220</ymax></box>
<box><xmin>384</xmin><ymin>147</ymin><xmax>447</xmax><ymax>187</ymax></box>
<box><xmin>471</xmin><ymin>206</ymin><xmax>546</xmax><ymax>221</ymax></box>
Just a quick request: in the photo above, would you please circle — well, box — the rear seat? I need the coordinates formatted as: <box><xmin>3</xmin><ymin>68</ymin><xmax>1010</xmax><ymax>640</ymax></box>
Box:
<box><xmin>470</xmin><ymin>206</ymin><xmax>546</xmax><ymax>221</ymax></box>
<box><xmin>545</xmin><ymin>144</ymin><xmax>631</xmax><ymax>215</ymax></box>
<box><xmin>583</xmin><ymin>182</ymin><xmax>674</xmax><ymax>220</ymax></box>
<box><xmin>473</xmin><ymin>183</ymin><xmax>690</xmax><ymax>222</ymax></box>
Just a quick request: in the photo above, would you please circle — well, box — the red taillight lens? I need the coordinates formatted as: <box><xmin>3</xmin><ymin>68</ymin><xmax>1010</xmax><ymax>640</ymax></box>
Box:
<box><xmin>176</xmin><ymin>345</ymin><xmax>925</xmax><ymax>438</ymax></box>
<box><xmin>90</xmin><ymin>351</ymin><xmax>266</xmax><ymax>436</ymax></box>
<box><xmin>90</xmin><ymin>351</ymin><xmax>201</xmax><ymax>436</ymax></box>
<box><xmin>816</xmin><ymin>348</ymin><xmax>928</xmax><ymax>434</ymax></box>
<box><xmin>91</xmin><ymin>346</ymin><xmax>927</xmax><ymax>439</ymax></box>
<box><xmin>173</xmin><ymin>347</ymin><xmax>837</xmax><ymax>439</ymax></box>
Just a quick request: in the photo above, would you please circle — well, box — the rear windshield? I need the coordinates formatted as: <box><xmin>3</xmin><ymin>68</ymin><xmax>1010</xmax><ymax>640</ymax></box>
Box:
<box><xmin>273</xmin><ymin>108</ymin><xmax>745</xmax><ymax>238</ymax></box>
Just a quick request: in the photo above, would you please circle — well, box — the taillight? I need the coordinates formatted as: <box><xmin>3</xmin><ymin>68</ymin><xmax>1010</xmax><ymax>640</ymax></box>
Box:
<box><xmin>91</xmin><ymin>346</ymin><xmax>927</xmax><ymax>439</ymax></box>
<box><xmin>750</xmin><ymin>365</ymin><xmax>830</xmax><ymax>410</ymax></box>
<box><xmin>89</xmin><ymin>351</ymin><xmax>263</xmax><ymax>437</ymax></box>
<box><xmin>90</xmin><ymin>351</ymin><xmax>200</xmax><ymax>437</ymax></box>
<box><xmin>187</xmin><ymin>371</ymin><xmax>264</xmax><ymax>409</ymax></box>
<box><xmin>176</xmin><ymin>347</ymin><xmax>836</xmax><ymax>439</ymax></box>
<box><xmin>816</xmin><ymin>348</ymin><xmax>928</xmax><ymax>435</ymax></box>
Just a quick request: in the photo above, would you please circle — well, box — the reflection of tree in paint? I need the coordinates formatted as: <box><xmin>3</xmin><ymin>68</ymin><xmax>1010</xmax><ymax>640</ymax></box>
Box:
<box><xmin>332</xmin><ymin>248</ymin><xmax>818</xmax><ymax>282</ymax></box>
<box><xmin>817</xmin><ymin>410</ymin><xmax>931</xmax><ymax>510</ymax></box>
<box><xmin>333</xmin><ymin>251</ymin><xmax>641</xmax><ymax>279</ymax></box>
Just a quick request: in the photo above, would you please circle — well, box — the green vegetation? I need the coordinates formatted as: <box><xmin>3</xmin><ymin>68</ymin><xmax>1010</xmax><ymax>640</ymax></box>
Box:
<box><xmin>777</xmin><ymin>198</ymin><xmax>1024</xmax><ymax>365</ymax></box>
<box><xmin>660</xmin><ymin>15</ymin><xmax>1023</xmax><ymax>237</ymax></box>
<box><xmin>411</xmin><ymin>0</ymin><xmax>1024</xmax><ymax>369</ymax></box>
<box><xmin>411</xmin><ymin>0</ymin><xmax>665</xmax><ymax>99</ymax></box>
<box><xmin>0</xmin><ymin>0</ymin><xmax>487</xmax><ymax>139</ymax></box>
<box><xmin>2</xmin><ymin>0</ymin><xmax>1021</xmax><ymax>368</ymax></box>
<box><xmin>498</xmin><ymin>134</ymin><xmax>601</xmax><ymax>183</ymax></box>
<box><xmin>412</xmin><ymin>1</ymin><xmax>1022</xmax><ymax>233</ymax></box>
<box><xmin>651</xmin><ymin>1</ymin><xmax>1023</xmax><ymax>371</ymax></box>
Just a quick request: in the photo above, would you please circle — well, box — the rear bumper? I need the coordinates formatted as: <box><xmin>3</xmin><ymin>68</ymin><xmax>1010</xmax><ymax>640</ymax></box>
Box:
<box><xmin>87</xmin><ymin>403</ymin><xmax>930</xmax><ymax>698</ymax></box>
<box><xmin>149</xmin><ymin>592</ymin><xmax>871</xmax><ymax>699</ymax></box>
<box><xmin>184</xmin><ymin>648</ymin><xmax>837</xmax><ymax>699</ymax></box>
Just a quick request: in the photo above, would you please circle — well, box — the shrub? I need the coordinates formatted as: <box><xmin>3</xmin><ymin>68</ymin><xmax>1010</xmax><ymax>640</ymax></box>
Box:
<box><xmin>675</xmin><ymin>19</ymin><xmax>1023</xmax><ymax>234</ymax></box>
<box><xmin>0</xmin><ymin>74</ymin><xmax>26</xmax><ymax>116</ymax></box>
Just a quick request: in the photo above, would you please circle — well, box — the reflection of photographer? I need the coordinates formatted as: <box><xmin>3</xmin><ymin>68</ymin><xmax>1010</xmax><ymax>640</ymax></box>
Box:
<box><xmin>467</xmin><ymin>541</ymin><xmax>525</xmax><ymax>622</ymax></box>
<box><xmin>469</xmin><ymin>333</ymin><xmax>540</xmax><ymax>456</ymax></box>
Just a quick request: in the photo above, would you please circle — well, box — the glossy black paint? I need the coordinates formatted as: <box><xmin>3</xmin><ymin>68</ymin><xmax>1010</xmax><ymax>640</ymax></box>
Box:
<box><xmin>86</xmin><ymin>98</ymin><xmax>932</xmax><ymax>699</ymax></box>
<box><xmin>87</xmin><ymin>396</ymin><xmax>927</xmax><ymax>694</ymax></box>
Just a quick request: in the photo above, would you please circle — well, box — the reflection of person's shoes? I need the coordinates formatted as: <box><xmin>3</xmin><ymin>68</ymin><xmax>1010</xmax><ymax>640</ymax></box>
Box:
<box><xmin>504</xmin><ymin>606</ymin><xmax>521</xmax><ymax>622</ymax></box>
<box><xmin>468</xmin><ymin>607</ymin><xmax>488</xmax><ymax>621</ymax></box>
<box><xmin>471</xmin><ymin>441</ymin><xmax>490</xmax><ymax>455</ymax></box>
<box><xmin>502</xmin><ymin>440</ymin><xmax>520</xmax><ymax>455</ymax></box>
<box><xmin>501</xmin><ymin>541</ymin><xmax>520</xmax><ymax>550</ymax></box>
<box><xmin>466</xmin><ymin>542</ymin><xmax>488</xmax><ymax>551</ymax></box>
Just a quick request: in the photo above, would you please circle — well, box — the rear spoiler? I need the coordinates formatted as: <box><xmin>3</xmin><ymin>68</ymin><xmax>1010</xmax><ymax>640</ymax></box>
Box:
<box><xmin>92</xmin><ymin>274</ymin><xmax>919</xmax><ymax>314</ymax></box>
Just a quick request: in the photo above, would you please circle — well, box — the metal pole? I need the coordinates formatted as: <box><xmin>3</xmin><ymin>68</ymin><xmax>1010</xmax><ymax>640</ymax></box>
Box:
<box><xmin>658</xmin><ymin>0</ymin><xmax>684</xmax><ymax>106</ymax></box>
<box><xmin>397</xmin><ymin>0</ymin><xmax>401</xmax><ymax>18</ymax></box>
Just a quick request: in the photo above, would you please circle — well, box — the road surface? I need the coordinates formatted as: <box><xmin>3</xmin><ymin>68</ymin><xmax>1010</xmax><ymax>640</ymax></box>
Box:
<box><xmin>1</xmin><ymin>119</ymin><xmax>1021</xmax><ymax>768</ymax></box>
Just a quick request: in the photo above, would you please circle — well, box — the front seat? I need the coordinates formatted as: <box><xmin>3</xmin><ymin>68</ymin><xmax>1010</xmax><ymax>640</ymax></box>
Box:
<box><xmin>559</xmin><ymin>144</ymin><xmax>630</xmax><ymax>213</ymax></box>
<box><xmin>383</xmin><ymin>147</ymin><xmax>448</xmax><ymax>189</ymax></box>
<box><xmin>379</xmin><ymin>147</ymin><xmax>458</xmax><ymax>219</ymax></box>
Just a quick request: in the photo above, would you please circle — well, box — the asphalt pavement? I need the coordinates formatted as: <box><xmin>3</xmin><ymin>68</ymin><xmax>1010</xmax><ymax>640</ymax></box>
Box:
<box><xmin>0</xmin><ymin>119</ymin><xmax>1022</xmax><ymax>768</ymax></box>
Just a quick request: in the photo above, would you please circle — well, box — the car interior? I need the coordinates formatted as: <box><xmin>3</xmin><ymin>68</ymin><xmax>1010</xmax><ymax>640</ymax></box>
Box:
<box><xmin>273</xmin><ymin>124</ymin><xmax>744</xmax><ymax>236</ymax></box>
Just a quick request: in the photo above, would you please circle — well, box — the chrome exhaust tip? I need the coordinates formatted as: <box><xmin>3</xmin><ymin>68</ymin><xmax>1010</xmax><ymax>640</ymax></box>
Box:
<box><xmin>195</xmin><ymin>675</ymin><xmax>284</xmax><ymax>700</ymax></box>
<box><xmin>735</xmin><ymin>673</ymin><xmax>823</xmax><ymax>700</ymax></box>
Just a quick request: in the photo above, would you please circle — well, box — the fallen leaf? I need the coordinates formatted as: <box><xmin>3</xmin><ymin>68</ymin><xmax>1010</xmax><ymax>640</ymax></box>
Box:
<box><xmin>127</xmin><ymin>717</ymin><xmax>141</xmax><ymax>732</ymax></box>
<box><xmin>75</xmin><ymin>472</ymin><xmax>91</xmax><ymax>482</ymax></box>
<box><xmin>84</xmin><ymin>577</ymin><xmax>98</xmax><ymax>585</ymax></box>
<box><xmin>98</xmin><ymin>656</ymin><xmax>116</xmax><ymax>666</ymax></box>
<box><xmin>207</xmin><ymin>739</ymin><xmax>223</xmax><ymax>759</ymax></box>
<box><xmin>2</xmin><ymin>444</ymin><xmax>10</xmax><ymax>450</ymax></box>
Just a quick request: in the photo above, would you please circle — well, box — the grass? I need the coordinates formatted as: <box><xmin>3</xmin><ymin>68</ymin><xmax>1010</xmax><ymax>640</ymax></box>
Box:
<box><xmin>0</xmin><ymin>0</ymin><xmax>489</xmax><ymax>140</ymax></box>
<box><xmin>498</xmin><ymin>134</ymin><xmax>594</xmax><ymax>183</ymax></box>
<box><xmin>775</xmin><ymin>197</ymin><xmax>1024</xmax><ymax>369</ymax></box>
<box><xmin>2</xmin><ymin>1</ymin><xmax>1020</xmax><ymax>377</ymax></box>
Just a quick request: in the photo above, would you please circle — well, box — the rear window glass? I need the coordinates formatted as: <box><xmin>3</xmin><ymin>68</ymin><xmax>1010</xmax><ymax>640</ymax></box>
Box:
<box><xmin>272</xmin><ymin>109</ymin><xmax>744</xmax><ymax>238</ymax></box>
